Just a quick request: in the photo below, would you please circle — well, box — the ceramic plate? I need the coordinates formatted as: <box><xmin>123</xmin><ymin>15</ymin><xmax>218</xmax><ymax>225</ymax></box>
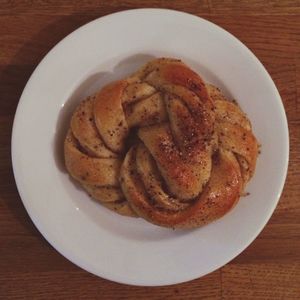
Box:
<box><xmin>12</xmin><ymin>9</ymin><xmax>289</xmax><ymax>286</ymax></box>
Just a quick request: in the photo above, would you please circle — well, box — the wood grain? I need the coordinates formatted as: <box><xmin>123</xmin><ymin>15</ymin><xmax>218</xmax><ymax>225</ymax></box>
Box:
<box><xmin>0</xmin><ymin>1</ymin><xmax>299</xmax><ymax>299</ymax></box>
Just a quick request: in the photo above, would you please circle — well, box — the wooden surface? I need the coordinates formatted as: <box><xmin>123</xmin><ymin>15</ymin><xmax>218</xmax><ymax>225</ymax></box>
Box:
<box><xmin>1</xmin><ymin>1</ymin><xmax>300</xmax><ymax>299</ymax></box>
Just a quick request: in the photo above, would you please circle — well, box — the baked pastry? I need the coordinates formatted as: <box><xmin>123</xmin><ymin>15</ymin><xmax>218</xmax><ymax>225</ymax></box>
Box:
<box><xmin>64</xmin><ymin>58</ymin><xmax>258</xmax><ymax>228</ymax></box>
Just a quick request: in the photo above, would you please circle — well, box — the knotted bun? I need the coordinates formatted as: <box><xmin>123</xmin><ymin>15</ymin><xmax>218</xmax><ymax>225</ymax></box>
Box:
<box><xmin>64</xmin><ymin>58</ymin><xmax>258</xmax><ymax>228</ymax></box>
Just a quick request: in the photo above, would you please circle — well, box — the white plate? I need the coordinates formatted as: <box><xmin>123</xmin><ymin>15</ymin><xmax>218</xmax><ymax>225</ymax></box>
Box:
<box><xmin>12</xmin><ymin>9</ymin><xmax>289</xmax><ymax>286</ymax></box>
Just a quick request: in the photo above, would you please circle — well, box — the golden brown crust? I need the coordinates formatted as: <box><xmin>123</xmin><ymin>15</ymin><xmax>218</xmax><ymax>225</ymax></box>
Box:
<box><xmin>102</xmin><ymin>201</ymin><xmax>138</xmax><ymax>217</ymax></box>
<box><xmin>93</xmin><ymin>80</ymin><xmax>129</xmax><ymax>153</ymax></box>
<box><xmin>64</xmin><ymin>131</ymin><xmax>121</xmax><ymax>186</ymax></box>
<box><xmin>120</xmin><ymin>147</ymin><xmax>242</xmax><ymax>228</ymax></box>
<box><xmin>70</xmin><ymin>96</ymin><xmax>117</xmax><ymax>158</ymax></box>
<box><xmin>138</xmin><ymin>124</ymin><xmax>212</xmax><ymax>200</ymax></box>
<box><xmin>82</xmin><ymin>184</ymin><xmax>123</xmax><ymax>203</ymax></box>
<box><xmin>207</xmin><ymin>84</ymin><xmax>258</xmax><ymax>185</ymax></box>
<box><xmin>64</xmin><ymin>57</ymin><xmax>258</xmax><ymax>227</ymax></box>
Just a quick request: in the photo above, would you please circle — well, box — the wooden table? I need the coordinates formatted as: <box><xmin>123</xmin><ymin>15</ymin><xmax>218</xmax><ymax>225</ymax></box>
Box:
<box><xmin>1</xmin><ymin>1</ymin><xmax>299</xmax><ymax>299</ymax></box>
